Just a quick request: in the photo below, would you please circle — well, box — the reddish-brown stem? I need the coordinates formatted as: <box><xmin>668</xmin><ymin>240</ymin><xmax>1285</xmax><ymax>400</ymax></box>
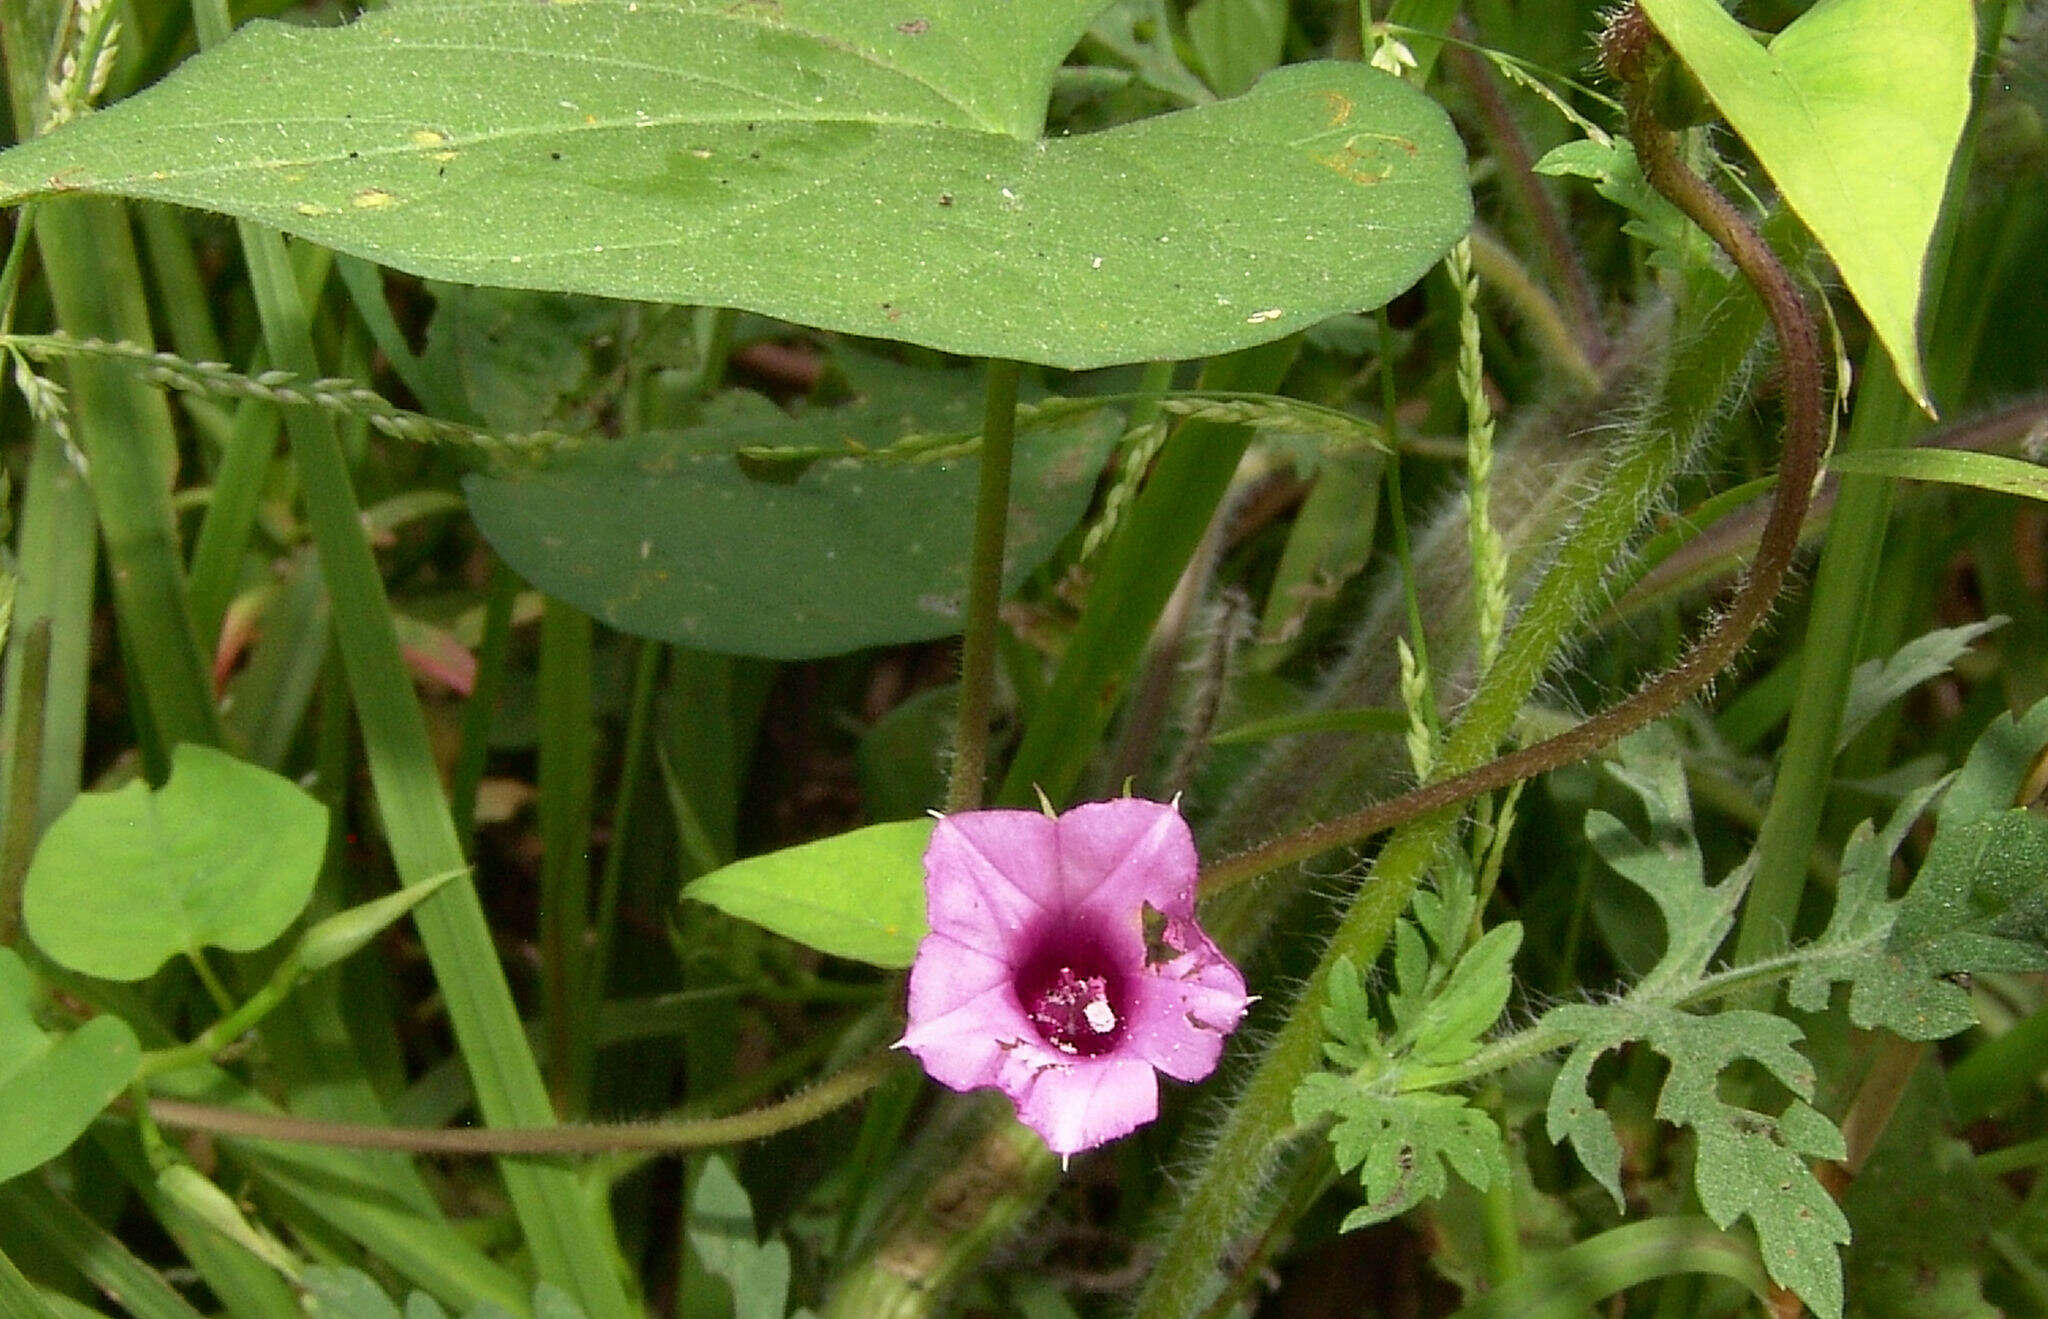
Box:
<box><xmin>1201</xmin><ymin>26</ymin><xmax>1826</xmax><ymax>897</ymax></box>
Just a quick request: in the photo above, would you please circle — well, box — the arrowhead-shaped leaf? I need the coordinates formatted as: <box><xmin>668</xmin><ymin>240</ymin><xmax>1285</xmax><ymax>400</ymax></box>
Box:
<box><xmin>684</xmin><ymin>819</ymin><xmax>933</xmax><ymax>967</ymax></box>
<box><xmin>0</xmin><ymin>1</ymin><xmax>1470</xmax><ymax>368</ymax></box>
<box><xmin>1639</xmin><ymin>0</ymin><xmax>1974</xmax><ymax>411</ymax></box>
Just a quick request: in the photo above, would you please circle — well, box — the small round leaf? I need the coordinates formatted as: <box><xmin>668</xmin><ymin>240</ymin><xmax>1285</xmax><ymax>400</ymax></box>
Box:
<box><xmin>24</xmin><ymin>744</ymin><xmax>329</xmax><ymax>980</ymax></box>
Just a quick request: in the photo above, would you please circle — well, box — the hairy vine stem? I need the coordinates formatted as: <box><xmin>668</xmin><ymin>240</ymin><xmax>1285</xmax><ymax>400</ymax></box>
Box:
<box><xmin>138</xmin><ymin>1050</ymin><xmax>901</xmax><ymax>1155</ymax></box>
<box><xmin>1201</xmin><ymin>12</ymin><xmax>1826</xmax><ymax>898</ymax></box>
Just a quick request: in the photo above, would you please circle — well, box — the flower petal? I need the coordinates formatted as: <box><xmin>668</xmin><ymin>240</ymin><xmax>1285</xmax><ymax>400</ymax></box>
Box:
<box><xmin>1010</xmin><ymin>1056</ymin><xmax>1159</xmax><ymax>1157</ymax></box>
<box><xmin>904</xmin><ymin>932</ymin><xmax>1012</xmax><ymax>1018</ymax></box>
<box><xmin>923</xmin><ymin>810</ymin><xmax>1060</xmax><ymax>946</ymax></box>
<box><xmin>1123</xmin><ymin>944</ymin><xmax>1250</xmax><ymax>1083</ymax></box>
<box><xmin>1053</xmin><ymin>798</ymin><xmax>1199</xmax><ymax>920</ymax></box>
<box><xmin>899</xmin><ymin>941</ymin><xmax>1036</xmax><ymax>1093</ymax></box>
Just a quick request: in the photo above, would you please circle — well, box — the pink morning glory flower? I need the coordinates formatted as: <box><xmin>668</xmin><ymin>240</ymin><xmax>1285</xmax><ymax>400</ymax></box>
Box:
<box><xmin>896</xmin><ymin>797</ymin><xmax>1249</xmax><ymax>1158</ymax></box>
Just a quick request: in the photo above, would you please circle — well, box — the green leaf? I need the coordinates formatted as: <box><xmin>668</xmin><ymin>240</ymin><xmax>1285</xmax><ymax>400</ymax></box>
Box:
<box><xmin>1582</xmin><ymin>727</ymin><xmax>1741</xmax><ymax>995</ymax></box>
<box><xmin>688</xmin><ymin>1158</ymin><xmax>791</xmax><ymax>1319</ymax></box>
<box><xmin>1836</xmin><ymin>618</ymin><xmax>2004</xmax><ymax>753</ymax></box>
<box><xmin>22</xmin><ymin>744</ymin><xmax>328</xmax><ymax>980</ymax></box>
<box><xmin>1184</xmin><ymin>0</ymin><xmax>1287</xmax><ymax>98</ymax></box>
<box><xmin>1544</xmin><ymin>1002</ymin><xmax>1848</xmax><ymax>1319</ymax></box>
<box><xmin>683</xmin><ymin>819</ymin><xmax>933</xmax><ymax>968</ymax></box>
<box><xmin>0</xmin><ymin>950</ymin><xmax>140</xmax><ymax>1183</ymax></box>
<box><xmin>1409</xmin><ymin>923</ymin><xmax>1521</xmax><ymax>1067</ymax></box>
<box><xmin>303</xmin><ymin>1267</ymin><xmax>583</xmax><ymax>1319</ymax></box>
<box><xmin>464</xmin><ymin>365</ymin><xmax>1121</xmax><ymax>659</ymax></box>
<box><xmin>422</xmin><ymin>285</ymin><xmax>626</xmax><ymax>432</ymax></box>
<box><xmin>0</xmin><ymin>3</ymin><xmax>1470</xmax><ymax>369</ymax></box>
<box><xmin>1533</xmin><ymin>137</ymin><xmax>1693</xmax><ymax>269</ymax></box>
<box><xmin>1638</xmin><ymin>0</ymin><xmax>1975</xmax><ymax>410</ymax></box>
<box><xmin>1841</xmin><ymin>1061</ymin><xmax>2006</xmax><ymax>1319</ymax></box>
<box><xmin>1292</xmin><ymin>1076</ymin><xmax>1508</xmax><ymax>1231</ymax></box>
<box><xmin>304</xmin><ymin>1266</ymin><xmax>403</xmax><ymax>1319</ymax></box>
<box><xmin>1789</xmin><ymin>697</ymin><xmax>2048</xmax><ymax>1039</ymax></box>
<box><xmin>1830</xmin><ymin>448</ymin><xmax>2048</xmax><ymax>505</ymax></box>
<box><xmin>1300</xmin><ymin>924</ymin><xmax>1517</xmax><ymax>1228</ymax></box>
<box><xmin>1784</xmin><ymin>778</ymin><xmax>1977</xmax><ymax>1040</ymax></box>
<box><xmin>1558</xmin><ymin>730</ymin><xmax>1853</xmax><ymax>1318</ymax></box>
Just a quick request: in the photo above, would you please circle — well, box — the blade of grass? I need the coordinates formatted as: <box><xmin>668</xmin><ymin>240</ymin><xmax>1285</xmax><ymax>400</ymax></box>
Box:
<box><xmin>0</xmin><ymin>1239</ymin><xmax>61</xmax><ymax>1319</ymax></box>
<box><xmin>0</xmin><ymin>429</ymin><xmax>94</xmax><ymax>833</ymax></box>
<box><xmin>31</xmin><ymin>198</ymin><xmax>221</xmax><ymax>768</ymax></box>
<box><xmin>536</xmin><ymin>595</ymin><xmax>594</xmax><ymax>1109</ymax></box>
<box><xmin>573</xmin><ymin>637</ymin><xmax>663</xmax><ymax>1109</ymax></box>
<box><xmin>183</xmin><ymin>4</ymin><xmax>635</xmax><ymax>1310</ymax></box>
<box><xmin>0</xmin><ymin>1181</ymin><xmax>208</xmax><ymax>1319</ymax></box>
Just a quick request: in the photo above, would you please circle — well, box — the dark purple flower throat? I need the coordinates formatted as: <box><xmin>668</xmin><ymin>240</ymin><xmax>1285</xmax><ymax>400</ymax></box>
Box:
<box><xmin>1016</xmin><ymin>935</ymin><xmax>1125</xmax><ymax>1058</ymax></box>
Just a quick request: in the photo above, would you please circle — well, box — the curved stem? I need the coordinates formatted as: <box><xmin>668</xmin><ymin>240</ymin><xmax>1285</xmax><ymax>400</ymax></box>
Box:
<box><xmin>141</xmin><ymin>1051</ymin><xmax>901</xmax><ymax>1156</ymax></box>
<box><xmin>1201</xmin><ymin>65</ymin><xmax>1825</xmax><ymax>899</ymax></box>
<box><xmin>946</xmin><ymin>359</ymin><xmax>1022</xmax><ymax>813</ymax></box>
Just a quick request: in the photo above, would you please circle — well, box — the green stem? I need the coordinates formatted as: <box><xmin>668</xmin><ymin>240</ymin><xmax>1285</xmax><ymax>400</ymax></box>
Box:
<box><xmin>144</xmin><ymin>1051</ymin><xmax>900</xmax><ymax>1155</ymax></box>
<box><xmin>0</xmin><ymin>1239</ymin><xmax>60</xmax><ymax>1319</ymax></box>
<box><xmin>0</xmin><ymin>426</ymin><xmax>95</xmax><ymax>835</ymax></box>
<box><xmin>1444</xmin><ymin>1218</ymin><xmax>1772</xmax><ymax>1319</ymax></box>
<box><xmin>1975</xmin><ymin>1135</ymin><xmax>2048</xmax><ymax>1178</ymax></box>
<box><xmin>1466</xmin><ymin>227</ymin><xmax>1602</xmax><ymax>394</ymax></box>
<box><xmin>1378</xmin><ymin>308</ymin><xmax>1438</xmax><ymax>744</ymax></box>
<box><xmin>183</xmin><ymin>950</ymin><xmax>236</xmax><ymax>1015</ymax></box>
<box><xmin>536</xmin><ymin>596</ymin><xmax>594</xmax><ymax>1108</ymax></box>
<box><xmin>186</xmin><ymin>372</ymin><xmax>282</xmax><ymax>651</ymax></box>
<box><xmin>998</xmin><ymin>338</ymin><xmax>1299</xmax><ymax>806</ymax></box>
<box><xmin>33</xmin><ymin>199</ymin><xmax>223</xmax><ymax>769</ymax></box>
<box><xmin>1446</xmin><ymin>37</ymin><xmax>1608</xmax><ymax>367</ymax></box>
<box><xmin>572</xmin><ymin>637</ymin><xmax>664</xmax><ymax>1108</ymax></box>
<box><xmin>945</xmin><ymin>358</ymin><xmax>1021</xmax><ymax>813</ymax></box>
<box><xmin>141</xmin><ymin>952</ymin><xmax>307</xmax><ymax>1078</ymax></box>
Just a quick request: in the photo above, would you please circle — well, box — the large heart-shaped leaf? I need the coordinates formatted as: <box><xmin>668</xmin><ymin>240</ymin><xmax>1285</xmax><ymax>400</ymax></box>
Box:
<box><xmin>0</xmin><ymin>950</ymin><xmax>140</xmax><ymax>1183</ymax></box>
<box><xmin>684</xmin><ymin>819</ymin><xmax>934</xmax><ymax>967</ymax></box>
<box><xmin>464</xmin><ymin>364</ymin><xmax>1122</xmax><ymax>658</ymax></box>
<box><xmin>1640</xmin><ymin>0</ymin><xmax>1974</xmax><ymax>411</ymax></box>
<box><xmin>23</xmin><ymin>744</ymin><xmax>329</xmax><ymax>980</ymax></box>
<box><xmin>0</xmin><ymin>1</ymin><xmax>1469</xmax><ymax>367</ymax></box>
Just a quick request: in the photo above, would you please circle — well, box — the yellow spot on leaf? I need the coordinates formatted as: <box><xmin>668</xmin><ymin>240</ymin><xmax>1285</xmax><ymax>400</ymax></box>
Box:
<box><xmin>352</xmin><ymin>187</ymin><xmax>397</xmax><ymax>209</ymax></box>
<box><xmin>410</xmin><ymin>128</ymin><xmax>451</xmax><ymax>148</ymax></box>
<box><xmin>1317</xmin><ymin>90</ymin><xmax>1353</xmax><ymax>127</ymax></box>
<box><xmin>295</xmin><ymin>203</ymin><xmax>331</xmax><ymax>217</ymax></box>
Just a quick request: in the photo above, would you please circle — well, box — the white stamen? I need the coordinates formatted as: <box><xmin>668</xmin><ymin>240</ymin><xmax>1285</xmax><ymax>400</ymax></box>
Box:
<box><xmin>1084</xmin><ymin>998</ymin><xmax>1117</xmax><ymax>1034</ymax></box>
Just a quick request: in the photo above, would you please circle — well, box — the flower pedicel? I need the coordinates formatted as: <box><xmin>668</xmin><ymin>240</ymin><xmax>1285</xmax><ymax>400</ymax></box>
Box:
<box><xmin>897</xmin><ymin>797</ymin><xmax>1249</xmax><ymax>1158</ymax></box>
